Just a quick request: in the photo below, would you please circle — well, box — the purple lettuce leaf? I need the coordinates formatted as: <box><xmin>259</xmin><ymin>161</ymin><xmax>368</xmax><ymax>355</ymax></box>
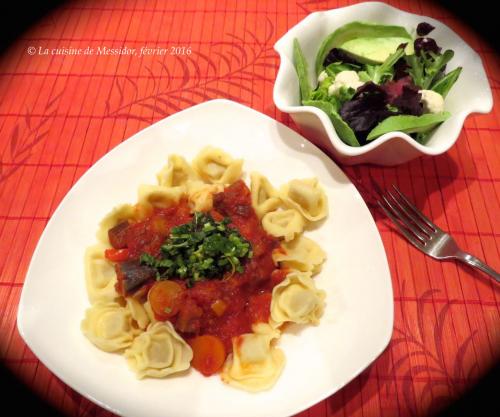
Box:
<box><xmin>414</xmin><ymin>37</ymin><xmax>441</xmax><ymax>56</ymax></box>
<box><xmin>393</xmin><ymin>56</ymin><xmax>410</xmax><ymax>80</ymax></box>
<box><xmin>383</xmin><ymin>76</ymin><xmax>423</xmax><ymax>116</ymax></box>
<box><xmin>339</xmin><ymin>77</ymin><xmax>423</xmax><ymax>142</ymax></box>
<box><xmin>391</xmin><ymin>86</ymin><xmax>423</xmax><ymax>116</ymax></box>
<box><xmin>416</xmin><ymin>22</ymin><xmax>435</xmax><ymax>36</ymax></box>
<box><xmin>339</xmin><ymin>82</ymin><xmax>394</xmax><ymax>142</ymax></box>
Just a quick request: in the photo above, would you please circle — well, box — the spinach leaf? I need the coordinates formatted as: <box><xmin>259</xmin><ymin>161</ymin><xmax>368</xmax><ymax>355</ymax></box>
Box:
<box><xmin>303</xmin><ymin>99</ymin><xmax>360</xmax><ymax>146</ymax></box>
<box><xmin>308</xmin><ymin>74</ymin><xmax>336</xmax><ymax>104</ymax></box>
<box><xmin>308</xmin><ymin>87</ymin><xmax>338</xmax><ymax>108</ymax></box>
<box><xmin>367</xmin><ymin>46</ymin><xmax>407</xmax><ymax>84</ymax></box>
<box><xmin>406</xmin><ymin>49</ymin><xmax>454</xmax><ymax>89</ymax></box>
<box><xmin>431</xmin><ymin>66</ymin><xmax>462</xmax><ymax>97</ymax></box>
<box><xmin>336</xmin><ymin>85</ymin><xmax>357</xmax><ymax>104</ymax></box>
<box><xmin>293</xmin><ymin>38</ymin><xmax>311</xmax><ymax>101</ymax></box>
<box><xmin>325</xmin><ymin>62</ymin><xmax>360</xmax><ymax>77</ymax></box>
<box><xmin>366</xmin><ymin>111</ymin><xmax>451</xmax><ymax>141</ymax></box>
<box><xmin>357</xmin><ymin>70</ymin><xmax>372</xmax><ymax>82</ymax></box>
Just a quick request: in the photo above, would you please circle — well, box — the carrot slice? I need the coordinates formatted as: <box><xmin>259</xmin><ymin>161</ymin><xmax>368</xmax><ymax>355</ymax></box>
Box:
<box><xmin>210</xmin><ymin>299</ymin><xmax>227</xmax><ymax>317</ymax></box>
<box><xmin>148</xmin><ymin>280</ymin><xmax>184</xmax><ymax>320</ymax></box>
<box><xmin>189</xmin><ymin>335</ymin><xmax>226</xmax><ymax>376</ymax></box>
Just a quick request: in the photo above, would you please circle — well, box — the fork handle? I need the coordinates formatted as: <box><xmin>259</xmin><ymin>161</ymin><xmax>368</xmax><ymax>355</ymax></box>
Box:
<box><xmin>455</xmin><ymin>251</ymin><xmax>500</xmax><ymax>282</ymax></box>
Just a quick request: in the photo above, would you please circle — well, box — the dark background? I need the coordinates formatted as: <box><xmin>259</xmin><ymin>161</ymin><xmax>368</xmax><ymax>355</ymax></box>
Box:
<box><xmin>0</xmin><ymin>1</ymin><xmax>498</xmax><ymax>416</ymax></box>
<box><xmin>1</xmin><ymin>360</ymin><xmax>498</xmax><ymax>416</ymax></box>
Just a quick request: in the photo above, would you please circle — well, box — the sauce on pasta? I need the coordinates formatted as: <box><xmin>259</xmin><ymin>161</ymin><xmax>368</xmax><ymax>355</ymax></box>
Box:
<box><xmin>109</xmin><ymin>180</ymin><xmax>284</xmax><ymax>354</ymax></box>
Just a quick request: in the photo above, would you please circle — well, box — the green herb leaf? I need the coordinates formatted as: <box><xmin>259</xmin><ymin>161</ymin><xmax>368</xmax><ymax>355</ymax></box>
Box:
<box><xmin>140</xmin><ymin>212</ymin><xmax>252</xmax><ymax>287</ymax></box>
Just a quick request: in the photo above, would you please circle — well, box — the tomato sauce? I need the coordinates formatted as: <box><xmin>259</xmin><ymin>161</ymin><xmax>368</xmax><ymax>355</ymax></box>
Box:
<box><xmin>110</xmin><ymin>180</ymin><xmax>283</xmax><ymax>352</ymax></box>
<box><xmin>125</xmin><ymin>200</ymin><xmax>192</xmax><ymax>259</ymax></box>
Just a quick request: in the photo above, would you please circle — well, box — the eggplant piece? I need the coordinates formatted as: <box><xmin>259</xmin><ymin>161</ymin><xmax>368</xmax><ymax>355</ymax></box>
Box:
<box><xmin>175</xmin><ymin>298</ymin><xmax>202</xmax><ymax>334</ymax></box>
<box><xmin>108</xmin><ymin>221</ymin><xmax>130</xmax><ymax>249</ymax></box>
<box><xmin>115</xmin><ymin>260</ymin><xmax>156</xmax><ymax>295</ymax></box>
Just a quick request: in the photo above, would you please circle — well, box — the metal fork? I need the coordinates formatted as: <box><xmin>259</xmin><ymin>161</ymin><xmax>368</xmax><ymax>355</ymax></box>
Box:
<box><xmin>375</xmin><ymin>184</ymin><xmax>500</xmax><ymax>283</ymax></box>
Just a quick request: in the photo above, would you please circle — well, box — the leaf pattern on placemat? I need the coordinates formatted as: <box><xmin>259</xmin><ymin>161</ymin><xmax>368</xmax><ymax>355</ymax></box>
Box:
<box><xmin>389</xmin><ymin>284</ymin><xmax>479</xmax><ymax>416</ymax></box>
<box><xmin>0</xmin><ymin>91</ymin><xmax>63</xmax><ymax>185</ymax></box>
<box><xmin>105</xmin><ymin>19</ymin><xmax>276</xmax><ymax>123</ymax></box>
<box><xmin>296</xmin><ymin>0</ymin><xmax>331</xmax><ymax>13</ymax></box>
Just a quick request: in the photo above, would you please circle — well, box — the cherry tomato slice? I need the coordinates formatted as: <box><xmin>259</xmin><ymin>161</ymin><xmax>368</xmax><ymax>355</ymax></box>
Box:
<box><xmin>104</xmin><ymin>248</ymin><xmax>130</xmax><ymax>262</ymax></box>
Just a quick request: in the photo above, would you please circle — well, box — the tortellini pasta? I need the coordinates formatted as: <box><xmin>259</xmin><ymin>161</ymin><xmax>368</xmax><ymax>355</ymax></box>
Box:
<box><xmin>81</xmin><ymin>301</ymin><xmax>140</xmax><ymax>352</ymax></box>
<box><xmin>192</xmin><ymin>146</ymin><xmax>243</xmax><ymax>184</ymax></box>
<box><xmin>252</xmin><ymin>320</ymin><xmax>282</xmax><ymax>334</ymax></box>
<box><xmin>143</xmin><ymin>300</ymin><xmax>158</xmax><ymax>324</ymax></box>
<box><xmin>271</xmin><ymin>271</ymin><xmax>325</xmax><ymax>325</ymax></box>
<box><xmin>124</xmin><ymin>322</ymin><xmax>193</xmax><ymax>379</ymax></box>
<box><xmin>250</xmin><ymin>172</ymin><xmax>282</xmax><ymax>219</ymax></box>
<box><xmin>157</xmin><ymin>154</ymin><xmax>198</xmax><ymax>187</ymax></box>
<box><xmin>272</xmin><ymin>235</ymin><xmax>326</xmax><ymax>274</ymax></box>
<box><xmin>186</xmin><ymin>180</ymin><xmax>224</xmax><ymax>212</ymax></box>
<box><xmin>126</xmin><ymin>297</ymin><xmax>150</xmax><ymax>330</ymax></box>
<box><xmin>281</xmin><ymin>178</ymin><xmax>328</xmax><ymax>222</ymax></box>
<box><xmin>84</xmin><ymin>244</ymin><xmax>120</xmax><ymax>303</ymax></box>
<box><xmin>221</xmin><ymin>329</ymin><xmax>285</xmax><ymax>392</ymax></box>
<box><xmin>137</xmin><ymin>184</ymin><xmax>184</xmax><ymax>210</ymax></box>
<box><xmin>262</xmin><ymin>209</ymin><xmax>304</xmax><ymax>242</ymax></box>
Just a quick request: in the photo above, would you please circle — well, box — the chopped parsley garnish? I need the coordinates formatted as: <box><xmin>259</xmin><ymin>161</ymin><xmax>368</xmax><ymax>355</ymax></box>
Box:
<box><xmin>140</xmin><ymin>212</ymin><xmax>253</xmax><ymax>287</ymax></box>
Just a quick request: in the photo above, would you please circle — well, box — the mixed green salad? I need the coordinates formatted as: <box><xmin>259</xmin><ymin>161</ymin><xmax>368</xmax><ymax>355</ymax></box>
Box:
<box><xmin>294</xmin><ymin>21</ymin><xmax>462</xmax><ymax>146</ymax></box>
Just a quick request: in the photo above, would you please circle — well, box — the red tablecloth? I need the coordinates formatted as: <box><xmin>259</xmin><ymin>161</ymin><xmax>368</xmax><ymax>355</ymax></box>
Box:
<box><xmin>1</xmin><ymin>1</ymin><xmax>498</xmax><ymax>416</ymax></box>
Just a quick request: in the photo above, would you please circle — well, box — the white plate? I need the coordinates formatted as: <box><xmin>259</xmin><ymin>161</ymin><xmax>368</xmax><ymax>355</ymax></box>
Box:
<box><xmin>273</xmin><ymin>2</ymin><xmax>492</xmax><ymax>166</ymax></box>
<box><xmin>18</xmin><ymin>99</ymin><xmax>393</xmax><ymax>417</ymax></box>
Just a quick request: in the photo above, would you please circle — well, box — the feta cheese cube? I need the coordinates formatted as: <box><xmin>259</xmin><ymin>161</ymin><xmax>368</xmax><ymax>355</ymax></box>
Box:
<box><xmin>328</xmin><ymin>70</ymin><xmax>363</xmax><ymax>96</ymax></box>
<box><xmin>420</xmin><ymin>89</ymin><xmax>444</xmax><ymax>113</ymax></box>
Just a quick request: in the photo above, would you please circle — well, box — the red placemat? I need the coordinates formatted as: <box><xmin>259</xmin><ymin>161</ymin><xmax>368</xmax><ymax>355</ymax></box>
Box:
<box><xmin>0</xmin><ymin>1</ymin><xmax>498</xmax><ymax>416</ymax></box>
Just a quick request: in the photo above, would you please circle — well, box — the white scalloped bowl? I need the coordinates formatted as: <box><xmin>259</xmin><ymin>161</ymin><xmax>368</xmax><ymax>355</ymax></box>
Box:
<box><xmin>273</xmin><ymin>1</ymin><xmax>492</xmax><ymax>166</ymax></box>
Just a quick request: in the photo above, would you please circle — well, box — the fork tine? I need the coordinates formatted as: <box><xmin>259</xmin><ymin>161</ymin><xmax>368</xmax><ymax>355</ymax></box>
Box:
<box><xmin>377</xmin><ymin>200</ymin><xmax>425</xmax><ymax>250</ymax></box>
<box><xmin>386</xmin><ymin>188</ymin><xmax>434</xmax><ymax>237</ymax></box>
<box><xmin>379</xmin><ymin>192</ymin><xmax>428</xmax><ymax>243</ymax></box>
<box><xmin>392</xmin><ymin>185</ymin><xmax>438</xmax><ymax>232</ymax></box>
<box><xmin>371</xmin><ymin>179</ymin><xmax>432</xmax><ymax>246</ymax></box>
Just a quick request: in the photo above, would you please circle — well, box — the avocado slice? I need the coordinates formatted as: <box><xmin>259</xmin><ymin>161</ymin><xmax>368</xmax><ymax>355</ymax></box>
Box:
<box><xmin>339</xmin><ymin>36</ymin><xmax>414</xmax><ymax>64</ymax></box>
<box><xmin>315</xmin><ymin>21</ymin><xmax>413</xmax><ymax>73</ymax></box>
